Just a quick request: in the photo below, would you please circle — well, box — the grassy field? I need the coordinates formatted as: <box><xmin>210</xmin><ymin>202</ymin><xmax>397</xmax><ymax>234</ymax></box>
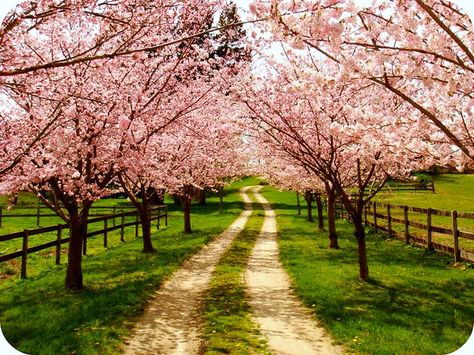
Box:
<box><xmin>0</xmin><ymin>194</ymin><xmax>139</xmax><ymax>275</ymax></box>
<box><xmin>202</xmin><ymin>190</ymin><xmax>269</xmax><ymax>354</ymax></box>
<box><xmin>0</xmin><ymin>181</ymin><xmax>247</xmax><ymax>354</ymax></box>
<box><xmin>371</xmin><ymin>173</ymin><xmax>474</xmax><ymax>252</ymax></box>
<box><xmin>262</xmin><ymin>186</ymin><xmax>474</xmax><ymax>355</ymax></box>
<box><xmin>376</xmin><ymin>174</ymin><xmax>474</xmax><ymax>212</ymax></box>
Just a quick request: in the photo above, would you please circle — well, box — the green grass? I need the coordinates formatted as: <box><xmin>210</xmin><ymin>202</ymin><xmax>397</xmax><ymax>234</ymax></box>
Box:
<box><xmin>262</xmin><ymin>186</ymin><xmax>474</xmax><ymax>355</ymax></box>
<box><xmin>202</xmin><ymin>191</ymin><xmax>269</xmax><ymax>354</ymax></box>
<box><xmin>376</xmin><ymin>174</ymin><xmax>474</xmax><ymax>212</ymax></box>
<box><xmin>374</xmin><ymin>173</ymin><xmax>474</xmax><ymax>251</ymax></box>
<box><xmin>0</xmin><ymin>196</ymin><xmax>137</xmax><ymax>269</ymax></box>
<box><xmin>0</xmin><ymin>182</ymin><xmax>245</xmax><ymax>355</ymax></box>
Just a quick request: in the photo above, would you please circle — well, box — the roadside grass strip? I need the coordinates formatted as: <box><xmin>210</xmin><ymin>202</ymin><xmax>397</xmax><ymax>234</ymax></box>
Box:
<box><xmin>202</xmin><ymin>191</ymin><xmax>269</xmax><ymax>354</ymax></box>
<box><xmin>262</xmin><ymin>186</ymin><xmax>474</xmax><ymax>355</ymax></box>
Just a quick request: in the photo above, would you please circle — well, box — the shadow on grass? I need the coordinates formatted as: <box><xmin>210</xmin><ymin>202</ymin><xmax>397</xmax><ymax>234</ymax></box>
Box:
<box><xmin>261</xmin><ymin>186</ymin><xmax>474</xmax><ymax>355</ymax></box>
<box><xmin>166</xmin><ymin>200</ymin><xmax>244</xmax><ymax>215</ymax></box>
<box><xmin>0</xmin><ymin>188</ymin><xmax>247</xmax><ymax>354</ymax></box>
<box><xmin>0</xmin><ymin>230</ymin><xmax>217</xmax><ymax>354</ymax></box>
<box><xmin>283</xmin><ymin>223</ymin><xmax>473</xmax><ymax>354</ymax></box>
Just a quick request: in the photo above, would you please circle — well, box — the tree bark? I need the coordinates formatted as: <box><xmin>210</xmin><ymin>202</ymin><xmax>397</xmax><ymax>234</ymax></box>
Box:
<box><xmin>315</xmin><ymin>194</ymin><xmax>324</xmax><ymax>231</ymax></box>
<box><xmin>119</xmin><ymin>179</ymin><xmax>155</xmax><ymax>253</ymax></box>
<box><xmin>182</xmin><ymin>198</ymin><xmax>192</xmax><ymax>233</ymax></box>
<box><xmin>326</xmin><ymin>187</ymin><xmax>339</xmax><ymax>249</ymax></box>
<box><xmin>304</xmin><ymin>190</ymin><xmax>313</xmax><ymax>222</ymax></box>
<box><xmin>354</xmin><ymin>215</ymin><xmax>369</xmax><ymax>281</ymax></box>
<box><xmin>296</xmin><ymin>192</ymin><xmax>301</xmax><ymax>215</ymax></box>
<box><xmin>139</xmin><ymin>208</ymin><xmax>154</xmax><ymax>252</ymax></box>
<box><xmin>65</xmin><ymin>211</ymin><xmax>89</xmax><ymax>291</ymax></box>
<box><xmin>197</xmin><ymin>189</ymin><xmax>206</xmax><ymax>205</ymax></box>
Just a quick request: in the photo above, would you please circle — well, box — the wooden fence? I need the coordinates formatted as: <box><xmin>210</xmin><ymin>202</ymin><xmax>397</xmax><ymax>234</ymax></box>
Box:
<box><xmin>0</xmin><ymin>205</ymin><xmax>167</xmax><ymax>279</ymax></box>
<box><xmin>336</xmin><ymin>201</ymin><xmax>474</xmax><ymax>263</ymax></box>
<box><xmin>384</xmin><ymin>181</ymin><xmax>435</xmax><ymax>192</ymax></box>
<box><xmin>0</xmin><ymin>204</ymin><xmax>138</xmax><ymax>228</ymax></box>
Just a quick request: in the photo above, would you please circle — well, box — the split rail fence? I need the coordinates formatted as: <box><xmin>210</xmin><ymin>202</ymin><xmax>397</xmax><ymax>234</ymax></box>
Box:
<box><xmin>384</xmin><ymin>181</ymin><xmax>435</xmax><ymax>192</ymax></box>
<box><xmin>0</xmin><ymin>204</ymin><xmax>141</xmax><ymax>228</ymax></box>
<box><xmin>336</xmin><ymin>201</ymin><xmax>474</xmax><ymax>263</ymax></box>
<box><xmin>0</xmin><ymin>205</ymin><xmax>168</xmax><ymax>279</ymax></box>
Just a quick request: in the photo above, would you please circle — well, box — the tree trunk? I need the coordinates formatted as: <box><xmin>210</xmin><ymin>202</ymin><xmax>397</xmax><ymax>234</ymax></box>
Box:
<box><xmin>197</xmin><ymin>189</ymin><xmax>206</xmax><ymax>205</ymax></box>
<box><xmin>147</xmin><ymin>187</ymin><xmax>165</xmax><ymax>205</ymax></box>
<box><xmin>315</xmin><ymin>194</ymin><xmax>324</xmax><ymax>231</ymax></box>
<box><xmin>354</xmin><ymin>215</ymin><xmax>369</xmax><ymax>281</ymax></box>
<box><xmin>139</xmin><ymin>208</ymin><xmax>155</xmax><ymax>252</ymax></box>
<box><xmin>173</xmin><ymin>195</ymin><xmax>181</xmax><ymax>206</ymax></box>
<box><xmin>296</xmin><ymin>192</ymin><xmax>301</xmax><ymax>215</ymax></box>
<box><xmin>326</xmin><ymin>187</ymin><xmax>339</xmax><ymax>249</ymax></box>
<box><xmin>182</xmin><ymin>198</ymin><xmax>192</xmax><ymax>233</ymax></box>
<box><xmin>65</xmin><ymin>213</ymin><xmax>88</xmax><ymax>291</ymax></box>
<box><xmin>219</xmin><ymin>187</ymin><xmax>224</xmax><ymax>214</ymax></box>
<box><xmin>304</xmin><ymin>190</ymin><xmax>313</xmax><ymax>222</ymax></box>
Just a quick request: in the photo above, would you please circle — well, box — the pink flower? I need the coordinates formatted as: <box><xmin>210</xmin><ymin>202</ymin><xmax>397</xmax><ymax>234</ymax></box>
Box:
<box><xmin>118</xmin><ymin>117</ymin><xmax>130</xmax><ymax>129</ymax></box>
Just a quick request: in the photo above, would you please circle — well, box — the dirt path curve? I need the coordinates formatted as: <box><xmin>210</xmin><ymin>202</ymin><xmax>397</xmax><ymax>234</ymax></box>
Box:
<box><xmin>245</xmin><ymin>188</ymin><xmax>344</xmax><ymax>355</ymax></box>
<box><xmin>123</xmin><ymin>187</ymin><xmax>253</xmax><ymax>355</ymax></box>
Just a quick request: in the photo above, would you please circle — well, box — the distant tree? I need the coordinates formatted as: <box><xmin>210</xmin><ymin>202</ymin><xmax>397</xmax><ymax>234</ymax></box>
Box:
<box><xmin>212</xmin><ymin>2</ymin><xmax>251</xmax><ymax>73</ymax></box>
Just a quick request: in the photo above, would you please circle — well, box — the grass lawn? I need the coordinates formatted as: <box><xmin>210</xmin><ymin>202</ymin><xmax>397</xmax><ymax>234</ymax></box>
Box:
<box><xmin>371</xmin><ymin>173</ymin><xmax>474</xmax><ymax>252</ymax></box>
<box><xmin>376</xmin><ymin>174</ymin><xmax>474</xmax><ymax>212</ymax></box>
<box><xmin>0</xmin><ymin>180</ymin><xmax>248</xmax><ymax>354</ymax></box>
<box><xmin>262</xmin><ymin>186</ymin><xmax>474</xmax><ymax>355</ymax></box>
<box><xmin>202</xmin><ymin>190</ymin><xmax>269</xmax><ymax>354</ymax></box>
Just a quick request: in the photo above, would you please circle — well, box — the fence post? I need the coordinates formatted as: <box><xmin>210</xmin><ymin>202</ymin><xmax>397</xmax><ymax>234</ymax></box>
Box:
<box><xmin>157</xmin><ymin>208</ymin><xmax>160</xmax><ymax>230</ymax></box>
<box><xmin>0</xmin><ymin>206</ymin><xmax>2</xmax><ymax>227</ymax></box>
<box><xmin>56</xmin><ymin>224</ymin><xmax>62</xmax><ymax>265</ymax></box>
<box><xmin>21</xmin><ymin>230</ymin><xmax>29</xmax><ymax>279</ymax></box>
<box><xmin>165</xmin><ymin>207</ymin><xmax>168</xmax><ymax>226</ymax></box>
<box><xmin>387</xmin><ymin>204</ymin><xmax>392</xmax><ymax>237</ymax></box>
<box><xmin>121</xmin><ymin>212</ymin><xmax>125</xmax><ymax>242</ymax></box>
<box><xmin>113</xmin><ymin>206</ymin><xmax>116</xmax><ymax>227</ymax></box>
<box><xmin>104</xmin><ymin>216</ymin><xmax>108</xmax><ymax>248</ymax></box>
<box><xmin>36</xmin><ymin>206</ymin><xmax>41</xmax><ymax>226</ymax></box>
<box><xmin>404</xmin><ymin>206</ymin><xmax>409</xmax><ymax>244</ymax></box>
<box><xmin>373</xmin><ymin>203</ymin><xmax>378</xmax><ymax>232</ymax></box>
<box><xmin>296</xmin><ymin>192</ymin><xmax>301</xmax><ymax>215</ymax></box>
<box><xmin>452</xmin><ymin>211</ymin><xmax>460</xmax><ymax>262</ymax></box>
<box><xmin>135</xmin><ymin>212</ymin><xmax>139</xmax><ymax>238</ymax></box>
<box><xmin>427</xmin><ymin>208</ymin><xmax>433</xmax><ymax>250</ymax></box>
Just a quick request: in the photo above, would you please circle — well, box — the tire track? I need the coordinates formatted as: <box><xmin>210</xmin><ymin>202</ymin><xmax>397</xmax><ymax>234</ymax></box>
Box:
<box><xmin>245</xmin><ymin>188</ymin><xmax>344</xmax><ymax>355</ymax></box>
<box><xmin>123</xmin><ymin>187</ymin><xmax>253</xmax><ymax>354</ymax></box>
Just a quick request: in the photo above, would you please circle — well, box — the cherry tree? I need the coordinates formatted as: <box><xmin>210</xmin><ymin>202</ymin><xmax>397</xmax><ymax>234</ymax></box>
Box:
<box><xmin>0</xmin><ymin>0</ymin><xmax>230</xmax><ymax>290</ymax></box>
<box><xmin>254</xmin><ymin>146</ymin><xmax>327</xmax><ymax>230</ymax></box>
<box><xmin>235</xmin><ymin>56</ymin><xmax>430</xmax><ymax>280</ymax></box>
<box><xmin>153</xmin><ymin>106</ymin><xmax>246</xmax><ymax>234</ymax></box>
<box><xmin>249</xmin><ymin>0</ymin><xmax>474</xmax><ymax>169</ymax></box>
<box><xmin>0</xmin><ymin>64</ymin><xmax>122</xmax><ymax>290</ymax></box>
<box><xmin>115</xmin><ymin>76</ymin><xmax>236</xmax><ymax>251</ymax></box>
<box><xmin>0</xmin><ymin>0</ymin><xmax>248</xmax><ymax>177</ymax></box>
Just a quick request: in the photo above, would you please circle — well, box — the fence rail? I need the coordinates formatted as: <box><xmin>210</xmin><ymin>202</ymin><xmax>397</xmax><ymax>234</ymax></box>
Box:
<box><xmin>336</xmin><ymin>201</ymin><xmax>474</xmax><ymax>263</ymax></box>
<box><xmin>384</xmin><ymin>181</ymin><xmax>435</xmax><ymax>192</ymax></box>
<box><xmin>0</xmin><ymin>205</ymin><xmax>167</xmax><ymax>279</ymax></box>
<box><xmin>0</xmin><ymin>204</ymin><xmax>137</xmax><ymax>228</ymax></box>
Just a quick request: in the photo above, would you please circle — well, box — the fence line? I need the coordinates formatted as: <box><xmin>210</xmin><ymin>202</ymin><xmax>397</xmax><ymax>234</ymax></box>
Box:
<box><xmin>335</xmin><ymin>201</ymin><xmax>474</xmax><ymax>263</ymax></box>
<box><xmin>0</xmin><ymin>204</ymin><xmax>137</xmax><ymax>228</ymax></box>
<box><xmin>383</xmin><ymin>181</ymin><xmax>435</xmax><ymax>193</ymax></box>
<box><xmin>0</xmin><ymin>205</ymin><xmax>168</xmax><ymax>279</ymax></box>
